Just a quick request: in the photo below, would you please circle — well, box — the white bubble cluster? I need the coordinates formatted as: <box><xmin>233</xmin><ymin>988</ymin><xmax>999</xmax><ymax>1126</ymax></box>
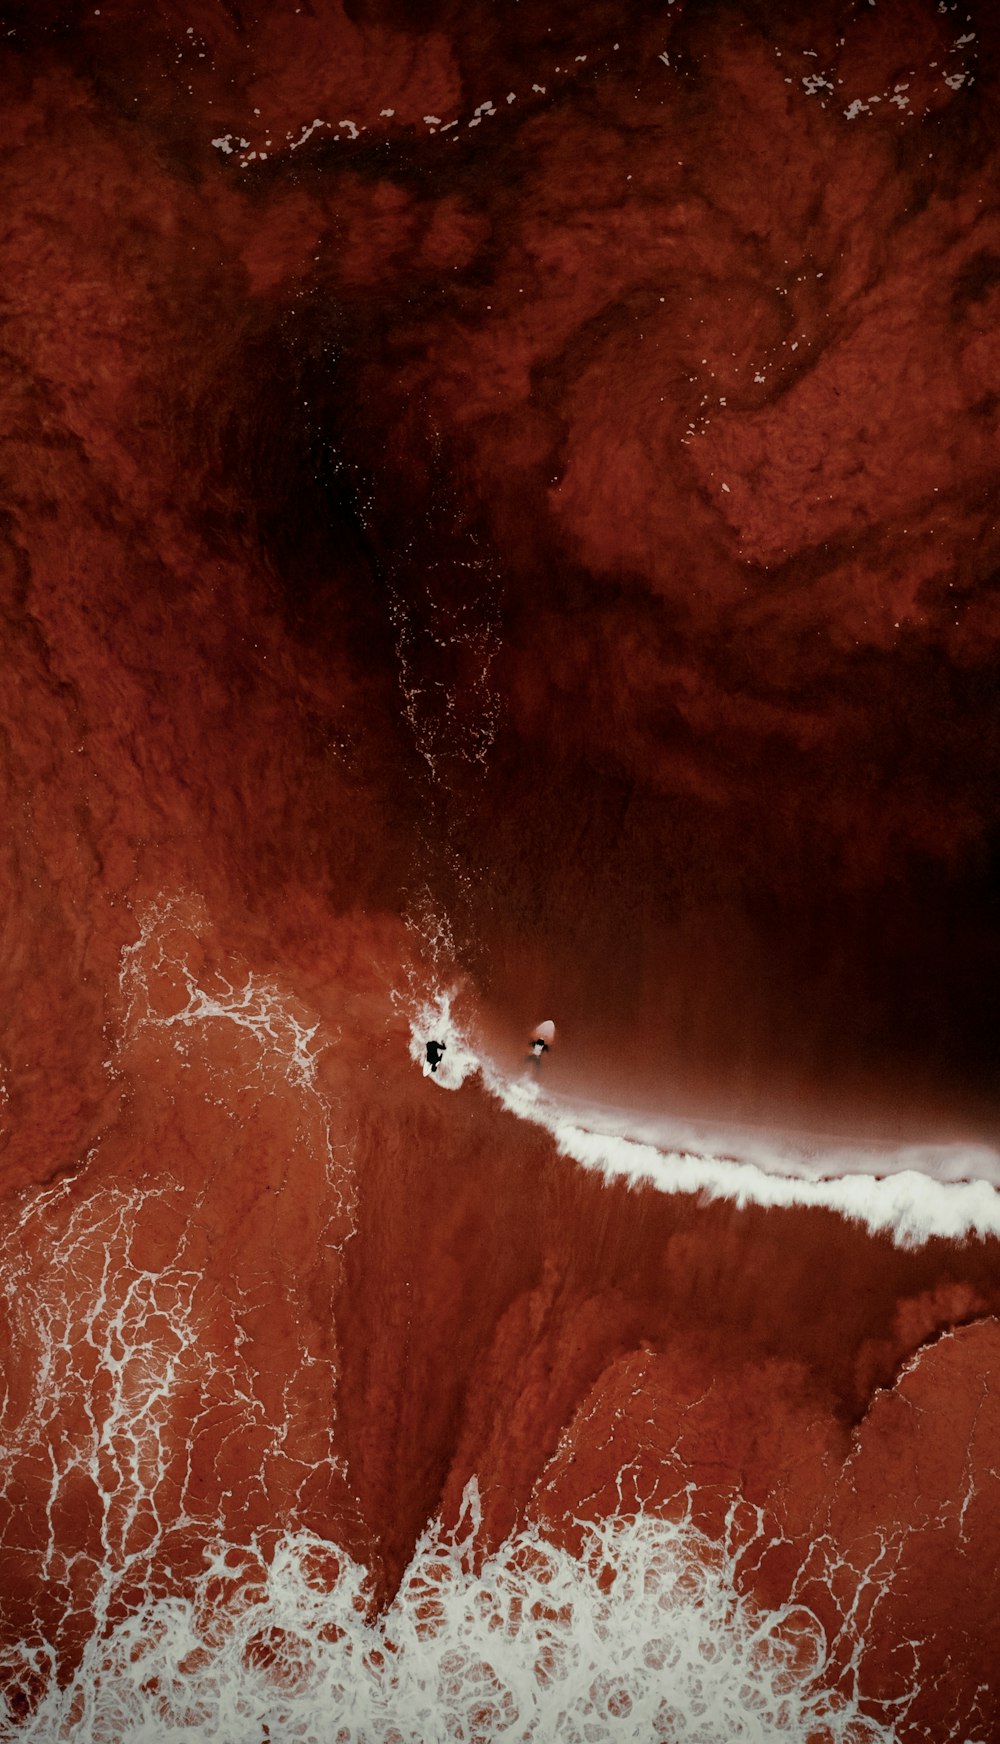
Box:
<box><xmin>7</xmin><ymin>1483</ymin><xmax>897</xmax><ymax>1743</ymax></box>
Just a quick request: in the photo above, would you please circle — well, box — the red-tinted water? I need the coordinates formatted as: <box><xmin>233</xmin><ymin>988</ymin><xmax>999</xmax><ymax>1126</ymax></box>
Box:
<box><xmin>1</xmin><ymin>2</ymin><xmax>999</xmax><ymax>1738</ymax></box>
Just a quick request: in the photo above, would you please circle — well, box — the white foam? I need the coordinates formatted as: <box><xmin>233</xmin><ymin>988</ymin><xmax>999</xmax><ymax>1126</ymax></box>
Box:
<box><xmin>407</xmin><ymin>986</ymin><xmax>480</xmax><ymax>1091</ymax></box>
<box><xmin>406</xmin><ymin>993</ymin><xmax>1000</xmax><ymax>1247</ymax></box>
<box><xmin>7</xmin><ymin>1483</ymin><xmax>900</xmax><ymax>1742</ymax></box>
<box><xmin>0</xmin><ymin>1182</ymin><xmax>204</xmax><ymax>1646</ymax></box>
<box><xmin>121</xmin><ymin>897</ymin><xmax>333</xmax><ymax>1095</ymax></box>
<box><xmin>119</xmin><ymin>895</ymin><xmax>350</xmax><ymax>1216</ymax></box>
<box><xmin>546</xmin><ymin>1115</ymin><xmax>1000</xmax><ymax>1249</ymax></box>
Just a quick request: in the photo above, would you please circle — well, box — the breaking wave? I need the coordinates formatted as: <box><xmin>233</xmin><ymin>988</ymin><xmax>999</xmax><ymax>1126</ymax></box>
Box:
<box><xmin>406</xmin><ymin>985</ymin><xmax>1000</xmax><ymax>1248</ymax></box>
<box><xmin>5</xmin><ymin>1484</ymin><xmax>896</xmax><ymax>1744</ymax></box>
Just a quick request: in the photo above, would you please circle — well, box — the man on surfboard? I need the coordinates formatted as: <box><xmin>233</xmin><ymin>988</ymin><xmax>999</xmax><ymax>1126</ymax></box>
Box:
<box><xmin>530</xmin><ymin>1019</ymin><xmax>555</xmax><ymax>1063</ymax></box>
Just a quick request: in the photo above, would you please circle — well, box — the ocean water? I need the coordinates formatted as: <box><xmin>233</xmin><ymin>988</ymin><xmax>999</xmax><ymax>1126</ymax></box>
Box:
<box><xmin>408</xmin><ymin>988</ymin><xmax>1000</xmax><ymax>1247</ymax></box>
<box><xmin>3</xmin><ymin>2</ymin><xmax>1000</xmax><ymax>1739</ymax></box>
<box><xmin>5</xmin><ymin>1483</ymin><xmax>897</xmax><ymax>1744</ymax></box>
<box><xmin>0</xmin><ymin>920</ymin><xmax>996</xmax><ymax>1742</ymax></box>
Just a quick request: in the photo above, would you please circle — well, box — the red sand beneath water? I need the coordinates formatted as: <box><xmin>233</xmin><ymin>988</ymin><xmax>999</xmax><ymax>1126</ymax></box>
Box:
<box><xmin>1</xmin><ymin>0</ymin><xmax>1000</xmax><ymax>1736</ymax></box>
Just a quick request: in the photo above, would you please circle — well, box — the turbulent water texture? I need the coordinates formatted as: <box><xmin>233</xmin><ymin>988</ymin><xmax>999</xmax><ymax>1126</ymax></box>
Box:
<box><xmin>1</xmin><ymin>1</ymin><xmax>1000</xmax><ymax>1740</ymax></box>
<box><xmin>7</xmin><ymin>1488</ymin><xmax>901</xmax><ymax>1743</ymax></box>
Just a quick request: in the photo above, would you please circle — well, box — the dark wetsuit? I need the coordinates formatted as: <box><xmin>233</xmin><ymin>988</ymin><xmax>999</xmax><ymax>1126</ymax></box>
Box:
<box><xmin>426</xmin><ymin>1040</ymin><xmax>446</xmax><ymax>1072</ymax></box>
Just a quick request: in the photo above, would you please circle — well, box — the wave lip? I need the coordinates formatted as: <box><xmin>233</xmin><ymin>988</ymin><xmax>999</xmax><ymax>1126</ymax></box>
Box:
<box><xmin>408</xmin><ymin>992</ymin><xmax>1000</xmax><ymax>1247</ymax></box>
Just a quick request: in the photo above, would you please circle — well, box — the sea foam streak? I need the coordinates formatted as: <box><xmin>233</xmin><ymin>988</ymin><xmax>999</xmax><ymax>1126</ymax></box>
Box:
<box><xmin>407</xmin><ymin>990</ymin><xmax>1000</xmax><ymax>1247</ymax></box>
<box><xmin>5</xmin><ymin>1483</ymin><xmax>896</xmax><ymax>1743</ymax></box>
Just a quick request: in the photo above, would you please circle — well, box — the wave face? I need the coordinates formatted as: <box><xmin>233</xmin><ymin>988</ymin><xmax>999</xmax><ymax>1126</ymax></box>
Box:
<box><xmin>2</xmin><ymin>0</ymin><xmax>1000</xmax><ymax>1740</ymax></box>
<box><xmin>408</xmin><ymin>992</ymin><xmax>1000</xmax><ymax>1244</ymax></box>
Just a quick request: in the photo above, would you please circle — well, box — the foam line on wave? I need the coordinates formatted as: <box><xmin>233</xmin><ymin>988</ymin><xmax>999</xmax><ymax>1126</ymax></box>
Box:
<box><xmin>406</xmin><ymin>988</ymin><xmax>1000</xmax><ymax>1249</ymax></box>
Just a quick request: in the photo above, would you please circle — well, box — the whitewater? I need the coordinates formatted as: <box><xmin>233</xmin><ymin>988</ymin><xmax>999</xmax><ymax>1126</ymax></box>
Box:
<box><xmin>0</xmin><ymin>953</ymin><xmax>984</xmax><ymax>1743</ymax></box>
<box><xmin>408</xmin><ymin>989</ymin><xmax>1000</xmax><ymax>1249</ymax></box>
<box><xmin>4</xmin><ymin>1483</ymin><xmax>900</xmax><ymax>1744</ymax></box>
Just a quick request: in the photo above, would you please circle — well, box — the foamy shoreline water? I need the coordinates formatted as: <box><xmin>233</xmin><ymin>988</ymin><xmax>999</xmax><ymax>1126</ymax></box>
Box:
<box><xmin>3</xmin><ymin>1485</ymin><xmax>900</xmax><ymax>1744</ymax></box>
<box><xmin>409</xmin><ymin>993</ymin><xmax>1000</xmax><ymax>1248</ymax></box>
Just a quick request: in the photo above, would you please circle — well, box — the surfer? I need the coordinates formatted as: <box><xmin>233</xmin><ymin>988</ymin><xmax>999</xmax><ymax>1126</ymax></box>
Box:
<box><xmin>425</xmin><ymin>1039</ymin><xmax>446</xmax><ymax>1073</ymax></box>
<box><xmin>529</xmin><ymin>1019</ymin><xmax>555</xmax><ymax>1065</ymax></box>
